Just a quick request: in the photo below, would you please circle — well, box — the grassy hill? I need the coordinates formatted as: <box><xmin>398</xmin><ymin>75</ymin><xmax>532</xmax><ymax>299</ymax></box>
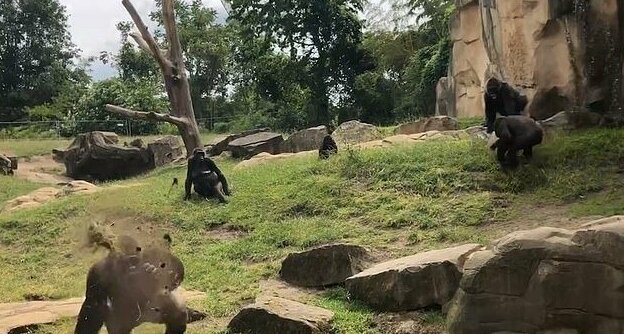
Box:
<box><xmin>1</xmin><ymin>128</ymin><xmax>623</xmax><ymax>333</ymax></box>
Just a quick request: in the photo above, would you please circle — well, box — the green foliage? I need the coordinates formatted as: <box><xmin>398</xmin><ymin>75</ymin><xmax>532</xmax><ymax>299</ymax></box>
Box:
<box><xmin>65</xmin><ymin>78</ymin><xmax>167</xmax><ymax>135</ymax></box>
<box><xmin>230</xmin><ymin>0</ymin><xmax>364</xmax><ymax>127</ymax></box>
<box><xmin>0</xmin><ymin>0</ymin><xmax>86</xmax><ymax>122</ymax></box>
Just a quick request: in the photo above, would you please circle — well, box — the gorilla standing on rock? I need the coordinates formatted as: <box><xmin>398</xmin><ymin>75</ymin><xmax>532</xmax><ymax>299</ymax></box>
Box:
<box><xmin>74</xmin><ymin>234</ymin><xmax>189</xmax><ymax>334</ymax></box>
<box><xmin>491</xmin><ymin>115</ymin><xmax>543</xmax><ymax>168</ymax></box>
<box><xmin>184</xmin><ymin>148</ymin><xmax>230</xmax><ymax>203</ymax></box>
<box><xmin>485</xmin><ymin>78</ymin><xmax>529</xmax><ymax>133</ymax></box>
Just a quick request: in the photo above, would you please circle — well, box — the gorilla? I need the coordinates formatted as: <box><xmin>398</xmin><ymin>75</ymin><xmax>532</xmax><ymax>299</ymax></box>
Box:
<box><xmin>485</xmin><ymin>78</ymin><xmax>529</xmax><ymax>133</ymax></box>
<box><xmin>319</xmin><ymin>135</ymin><xmax>338</xmax><ymax>160</ymax></box>
<box><xmin>74</xmin><ymin>234</ymin><xmax>190</xmax><ymax>334</ymax></box>
<box><xmin>491</xmin><ymin>115</ymin><xmax>543</xmax><ymax>168</ymax></box>
<box><xmin>184</xmin><ymin>148</ymin><xmax>230</xmax><ymax>203</ymax></box>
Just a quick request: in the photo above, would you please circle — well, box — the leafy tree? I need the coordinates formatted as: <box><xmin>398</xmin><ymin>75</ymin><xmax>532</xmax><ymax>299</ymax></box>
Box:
<box><xmin>66</xmin><ymin>78</ymin><xmax>167</xmax><ymax>135</ymax></box>
<box><xmin>0</xmin><ymin>0</ymin><xmax>85</xmax><ymax>122</ymax></box>
<box><xmin>230</xmin><ymin>0</ymin><xmax>364</xmax><ymax>126</ymax></box>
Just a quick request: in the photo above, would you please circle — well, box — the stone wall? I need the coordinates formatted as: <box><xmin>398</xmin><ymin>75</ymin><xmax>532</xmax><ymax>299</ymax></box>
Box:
<box><xmin>438</xmin><ymin>0</ymin><xmax>624</xmax><ymax>120</ymax></box>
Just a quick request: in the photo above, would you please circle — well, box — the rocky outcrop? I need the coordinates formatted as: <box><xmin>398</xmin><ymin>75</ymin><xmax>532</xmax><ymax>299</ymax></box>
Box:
<box><xmin>53</xmin><ymin>132</ymin><xmax>183</xmax><ymax>181</ymax></box>
<box><xmin>228</xmin><ymin>132</ymin><xmax>285</xmax><ymax>159</ymax></box>
<box><xmin>280</xmin><ymin>244</ymin><xmax>370</xmax><ymax>287</ymax></box>
<box><xmin>282</xmin><ymin>126</ymin><xmax>329</xmax><ymax>153</ymax></box>
<box><xmin>3</xmin><ymin>181</ymin><xmax>98</xmax><ymax>212</ymax></box>
<box><xmin>438</xmin><ymin>0</ymin><xmax>624</xmax><ymax>120</ymax></box>
<box><xmin>228</xmin><ymin>297</ymin><xmax>334</xmax><ymax>334</ymax></box>
<box><xmin>147</xmin><ymin>135</ymin><xmax>184</xmax><ymax>167</ymax></box>
<box><xmin>539</xmin><ymin>110</ymin><xmax>604</xmax><ymax>131</ymax></box>
<box><xmin>206</xmin><ymin>128</ymin><xmax>270</xmax><ymax>157</ymax></box>
<box><xmin>0</xmin><ymin>154</ymin><xmax>17</xmax><ymax>175</ymax></box>
<box><xmin>345</xmin><ymin>244</ymin><xmax>482</xmax><ymax>312</ymax></box>
<box><xmin>394</xmin><ymin>116</ymin><xmax>459</xmax><ymax>135</ymax></box>
<box><xmin>332</xmin><ymin>120</ymin><xmax>383</xmax><ymax>145</ymax></box>
<box><xmin>447</xmin><ymin>217</ymin><xmax>624</xmax><ymax>333</ymax></box>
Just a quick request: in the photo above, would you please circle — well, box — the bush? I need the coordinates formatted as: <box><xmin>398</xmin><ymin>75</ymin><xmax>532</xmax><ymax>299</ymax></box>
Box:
<box><xmin>213</xmin><ymin>122</ymin><xmax>231</xmax><ymax>133</ymax></box>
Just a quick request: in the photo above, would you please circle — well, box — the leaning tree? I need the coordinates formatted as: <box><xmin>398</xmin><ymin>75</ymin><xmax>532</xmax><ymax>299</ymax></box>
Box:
<box><xmin>105</xmin><ymin>0</ymin><xmax>213</xmax><ymax>154</ymax></box>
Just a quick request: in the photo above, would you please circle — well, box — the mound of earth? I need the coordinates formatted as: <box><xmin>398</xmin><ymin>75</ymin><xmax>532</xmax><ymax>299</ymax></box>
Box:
<box><xmin>3</xmin><ymin>181</ymin><xmax>98</xmax><ymax>212</ymax></box>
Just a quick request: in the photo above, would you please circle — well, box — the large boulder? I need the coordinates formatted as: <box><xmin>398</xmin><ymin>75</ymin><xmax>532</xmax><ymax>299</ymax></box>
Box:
<box><xmin>228</xmin><ymin>132</ymin><xmax>284</xmax><ymax>159</ymax></box>
<box><xmin>205</xmin><ymin>128</ymin><xmax>270</xmax><ymax>156</ymax></box>
<box><xmin>447</xmin><ymin>217</ymin><xmax>624</xmax><ymax>334</ymax></box>
<box><xmin>147</xmin><ymin>135</ymin><xmax>184</xmax><ymax>167</ymax></box>
<box><xmin>538</xmin><ymin>110</ymin><xmax>604</xmax><ymax>131</ymax></box>
<box><xmin>394</xmin><ymin>116</ymin><xmax>459</xmax><ymax>135</ymax></box>
<box><xmin>345</xmin><ymin>244</ymin><xmax>483</xmax><ymax>312</ymax></box>
<box><xmin>280</xmin><ymin>244</ymin><xmax>370</xmax><ymax>287</ymax></box>
<box><xmin>332</xmin><ymin>120</ymin><xmax>383</xmax><ymax>145</ymax></box>
<box><xmin>53</xmin><ymin>132</ymin><xmax>181</xmax><ymax>181</ymax></box>
<box><xmin>282</xmin><ymin>126</ymin><xmax>329</xmax><ymax>153</ymax></box>
<box><xmin>228</xmin><ymin>297</ymin><xmax>334</xmax><ymax>334</ymax></box>
<box><xmin>0</xmin><ymin>154</ymin><xmax>17</xmax><ymax>175</ymax></box>
<box><xmin>441</xmin><ymin>0</ymin><xmax>624</xmax><ymax>120</ymax></box>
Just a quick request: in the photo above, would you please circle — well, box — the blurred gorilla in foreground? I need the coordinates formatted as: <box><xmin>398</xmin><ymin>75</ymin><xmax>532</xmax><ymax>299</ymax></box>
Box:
<box><xmin>485</xmin><ymin>78</ymin><xmax>528</xmax><ymax>133</ymax></box>
<box><xmin>74</xmin><ymin>229</ymin><xmax>193</xmax><ymax>334</ymax></box>
<box><xmin>490</xmin><ymin>115</ymin><xmax>543</xmax><ymax>169</ymax></box>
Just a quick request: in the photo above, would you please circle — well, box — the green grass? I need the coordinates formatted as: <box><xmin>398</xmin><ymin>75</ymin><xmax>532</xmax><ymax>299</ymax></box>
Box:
<box><xmin>458</xmin><ymin>117</ymin><xmax>483</xmax><ymax>129</ymax></box>
<box><xmin>0</xmin><ymin>176</ymin><xmax>44</xmax><ymax>206</ymax></box>
<box><xmin>1</xmin><ymin>128</ymin><xmax>624</xmax><ymax>333</ymax></box>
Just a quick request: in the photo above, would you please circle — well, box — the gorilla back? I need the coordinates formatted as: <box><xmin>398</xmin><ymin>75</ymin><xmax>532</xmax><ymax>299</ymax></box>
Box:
<box><xmin>74</xmin><ymin>235</ymin><xmax>187</xmax><ymax>334</ymax></box>
<box><xmin>493</xmin><ymin>115</ymin><xmax>543</xmax><ymax>168</ymax></box>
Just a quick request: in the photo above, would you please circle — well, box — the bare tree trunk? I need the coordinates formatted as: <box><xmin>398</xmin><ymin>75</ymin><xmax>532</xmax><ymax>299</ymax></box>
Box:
<box><xmin>105</xmin><ymin>0</ymin><xmax>202</xmax><ymax>155</ymax></box>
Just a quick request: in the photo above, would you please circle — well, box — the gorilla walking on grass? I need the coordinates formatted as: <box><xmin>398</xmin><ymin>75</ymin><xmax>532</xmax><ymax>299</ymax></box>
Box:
<box><xmin>484</xmin><ymin>78</ymin><xmax>529</xmax><ymax>133</ymax></box>
<box><xmin>74</xmin><ymin>233</ymin><xmax>190</xmax><ymax>334</ymax></box>
<box><xmin>491</xmin><ymin>115</ymin><xmax>543</xmax><ymax>168</ymax></box>
<box><xmin>184</xmin><ymin>148</ymin><xmax>230</xmax><ymax>203</ymax></box>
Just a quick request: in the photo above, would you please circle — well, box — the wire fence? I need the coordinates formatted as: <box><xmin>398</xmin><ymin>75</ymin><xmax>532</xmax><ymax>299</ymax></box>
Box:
<box><xmin>0</xmin><ymin>116</ymin><xmax>237</xmax><ymax>140</ymax></box>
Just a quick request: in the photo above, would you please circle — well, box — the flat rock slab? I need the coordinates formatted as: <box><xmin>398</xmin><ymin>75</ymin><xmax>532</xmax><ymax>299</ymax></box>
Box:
<box><xmin>228</xmin><ymin>297</ymin><xmax>334</xmax><ymax>334</ymax></box>
<box><xmin>228</xmin><ymin>132</ymin><xmax>284</xmax><ymax>159</ymax></box>
<box><xmin>280</xmin><ymin>244</ymin><xmax>371</xmax><ymax>287</ymax></box>
<box><xmin>345</xmin><ymin>244</ymin><xmax>483</xmax><ymax>312</ymax></box>
<box><xmin>281</xmin><ymin>126</ymin><xmax>329</xmax><ymax>153</ymax></box>
<box><xmin>206</xmin><ymin>128</ymin><xmax>270</xmax><ymax>156</ymax></box>
<box><xmin>0</xmin><ymin>289</ymin><xmax>206</xmax><ymax>334</ymax></box>
<box><xmin>3</xmin><ymin>181</ymin><xmax>98</xmax><ymax>212</ymax></box>
<box><xmin>394</xmin><ymin>116</ymin><xmax>459</xmax><ymax>135</ymax></box>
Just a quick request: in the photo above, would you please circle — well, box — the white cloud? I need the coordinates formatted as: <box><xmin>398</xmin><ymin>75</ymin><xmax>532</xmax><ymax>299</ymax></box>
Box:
<box><xmin>60</xmin><ymin>0</ymin><xmax>227</xmax><ymax>80</ymax></box>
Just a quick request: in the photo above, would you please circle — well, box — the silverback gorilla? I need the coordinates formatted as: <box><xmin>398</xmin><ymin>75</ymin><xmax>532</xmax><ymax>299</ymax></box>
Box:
<box><xmin>184</xmin><ymin>148</ymin><xmax>230</xmax><ymax>203</ymax></box>
<box><xmin>485</xmin><ymin>78</ymin><xmax>529</xmax><ymax>133</ymax></box>
<box><xmin>491</xmin><ymin>115</ymin><xmax>543</xmax><ymax>168</ymax></box>
<box><xmin>74</xmin><ymin>234</ymin><xmax>188</xmax><ymax>334</ymax></box>
<box><xmin>319</xmin><ymin>135</ymin><xmax>338</xmax><ymax>159</ymax></box>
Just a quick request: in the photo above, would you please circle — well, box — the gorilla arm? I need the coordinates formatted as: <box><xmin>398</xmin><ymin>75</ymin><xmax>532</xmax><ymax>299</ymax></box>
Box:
<box><xmin>205</xmin><ymin>158</ymin><xmax>231</xmax><ymax>196</ymax></box>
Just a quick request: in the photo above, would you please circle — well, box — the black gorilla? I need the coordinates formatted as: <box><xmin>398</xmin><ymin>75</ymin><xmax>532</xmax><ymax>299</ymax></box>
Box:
<box><xmin>485</xmin><ymin>78</ymin><xmax>528</xmax><ymax>133</ymax></box>
<box><xmin>74</xmin><ymin>235</ymin><xmax>188</xmax><ymax>334</ymax></box>
<box><xmin>319</xmin><ymin>135</ymin><xmax>338</xmax><ymax>159</ymax></box>
<box><xmin>184</xmin><ymin>148</ymin><xmax>230</xmax><ymax>202</ymax></box>
<box><xmin>491</xmin><ymin>115</ymin><xmax>543</xmax><ymax>168</ymax></box>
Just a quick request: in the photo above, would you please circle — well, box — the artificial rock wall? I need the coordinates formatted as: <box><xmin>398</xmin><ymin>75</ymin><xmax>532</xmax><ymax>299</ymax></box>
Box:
<box><xmin>437</xmin><ymin>0</ymin><xmax>624</xmax><ymax>120</ymax></box>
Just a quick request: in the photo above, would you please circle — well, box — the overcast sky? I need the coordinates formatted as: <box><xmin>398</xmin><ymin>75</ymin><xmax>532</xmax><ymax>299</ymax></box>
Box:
<box><xmin>60</xmin><ymin>0</ymin><xmax>228</xmax><ymax>80</ymax></box>
<box><xmin>60</xmin><ymin>0</ymin><xmax>397</xmax><ymax>80</ymax></box>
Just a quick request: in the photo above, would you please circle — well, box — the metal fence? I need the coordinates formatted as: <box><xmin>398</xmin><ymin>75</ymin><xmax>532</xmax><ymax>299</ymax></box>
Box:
<box><xmin>0</xmin><ymin>116</ymin><xmax>236</xmax><ymax>140</ymax></box>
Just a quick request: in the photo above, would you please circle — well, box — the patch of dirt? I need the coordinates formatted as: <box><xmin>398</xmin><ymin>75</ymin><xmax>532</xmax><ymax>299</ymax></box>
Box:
<box><xmin>2</xmin><ymin>181</ymin><xmax>98</xmax><ymax>213</ymax></box>
<box><xmin>206</xmin><ymin>225</ymin><xmax>249</xmax><ymax>241</ymax></box>
<box><xmin>14</xmin><ymin>155</ymin><xmax>71</xmax><ymax>185</ymax></box>
<box><xmin>258</xmin><ymin>279</ymin><xmax>323</xmax><ymax>304</ymax></box>
<box><xmin>482</xmin><ymin>201</ymin><xmax>603</xmax><ymax>239</ymax></box>
<box><xmin>373</xmin><ymin>311</ymin><xmax>445</xmax><ymax>334</ymax></box>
